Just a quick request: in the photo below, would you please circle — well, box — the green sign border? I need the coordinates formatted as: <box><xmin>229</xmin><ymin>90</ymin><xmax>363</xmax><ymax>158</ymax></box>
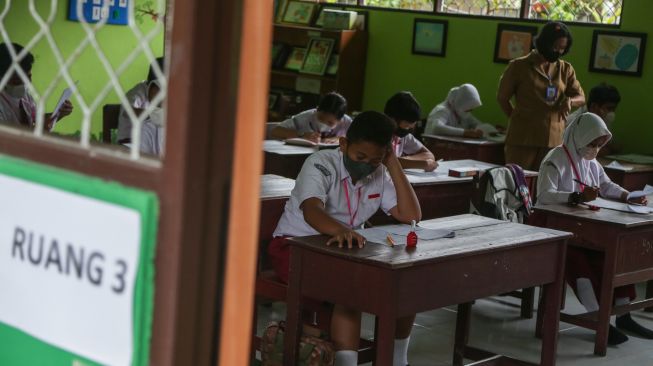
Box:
<box><xmin>0</xmin><ymin>155</ymin><xmax>158</xmax><ymax>366</ymax></box>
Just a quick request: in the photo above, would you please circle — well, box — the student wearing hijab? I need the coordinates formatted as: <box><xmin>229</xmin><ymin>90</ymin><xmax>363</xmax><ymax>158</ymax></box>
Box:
<box><xmin>566</xmin><ymin>83</ymin><xmax>622</xmax><ymax>156</ymax></box>
<box><xmin>497</xmin><ymin>22</ymin><xmax>585</xmax><ymax>170</ymax></box>
<box><xmin>537</xmin><ymin>112</ymin><xmax>652</xmax><ymax>345</ymax></box>
<box><xmin>425</xmin><ymin>83</ymin><xmax>496</xmax><ymax>138</ymax></box>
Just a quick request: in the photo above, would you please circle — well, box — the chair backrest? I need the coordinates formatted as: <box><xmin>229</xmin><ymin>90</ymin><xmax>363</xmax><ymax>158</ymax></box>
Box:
<box><xmin>102</xmin><ymin>104</ymin><xmax>121</xmax><ymax>143</ymax></box>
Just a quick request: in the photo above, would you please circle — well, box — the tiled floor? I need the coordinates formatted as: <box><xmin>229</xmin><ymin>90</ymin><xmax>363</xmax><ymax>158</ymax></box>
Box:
<box><xmin>255</xmin><ymin>284</ymin><xmax>653</xmax><ymax>365</ymax></box>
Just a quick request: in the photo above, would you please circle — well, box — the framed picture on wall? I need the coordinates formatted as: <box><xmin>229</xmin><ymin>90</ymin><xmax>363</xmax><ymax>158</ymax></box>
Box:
<box><xmin>589</xmin><ymin>30</ymin><xmax>647</xmax><ymax>77</ymax></box>
<box><xmin>284</xmin><ymin>47</ymin><xmax>307</xmax><ymax>71</ymax></box>
<box><xmin>493</xmin><ymin>24</ymin><xmax>538</xmax><ymax>63</ymax></box>
<box><xmin>281</xmin><ymin>0</ymin><xmax>318</xmax><ymax>25</ymax></box>
<box><xmin>412</xmin><ymin>19</ymin><xmax>448</xmax><ymax>57</ymax></box>
<box><xmin>300</xmin><ymin>37</ymin><xmax>335</xmax><ymax>75</ymax></box>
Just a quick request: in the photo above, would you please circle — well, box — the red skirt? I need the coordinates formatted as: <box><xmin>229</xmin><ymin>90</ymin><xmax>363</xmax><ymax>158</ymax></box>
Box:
<box><xmin>268</xmin><ymin>236</ymin><xmax>291</xmax><ymax>284</ymax></box>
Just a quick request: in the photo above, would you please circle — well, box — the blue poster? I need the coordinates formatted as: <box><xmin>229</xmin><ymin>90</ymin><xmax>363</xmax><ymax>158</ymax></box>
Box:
<box><xmin>68</xmin><ymin>0</ymin><xmax>129</xmax><ymax>26</ymax></box>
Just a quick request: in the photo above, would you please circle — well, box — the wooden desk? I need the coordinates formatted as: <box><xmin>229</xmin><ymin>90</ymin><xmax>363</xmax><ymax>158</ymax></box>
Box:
<box><xmin>599</xmin><ymin>157</ymin><xmax>653</xmax><ymax>192</ymax></box>
<box><xmin>259</xmin><ymin>174</ymin><xmax>295</xmax><ymax>242</ymax></box>
<box><xmin>283</xmin><ymin>215</ymin><xmax>571</xmax><ymax>366</ymax></box>
<box><xmin>263</xmin><ymin>140</ymin><xmax>316</xmax><ymax>179</ymax></box>
<box><xmin>422</xmin><ymin>134</ymin><xmax>505</xmax><ymax>165</ymax></box>
<box><xmin>535</xmin><ymin>202</ymin><xmax>653</xmax><ymax>356</ymax></box>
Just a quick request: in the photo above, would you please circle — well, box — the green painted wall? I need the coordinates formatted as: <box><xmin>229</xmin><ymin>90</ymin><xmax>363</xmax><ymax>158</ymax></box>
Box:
<box><xmin>356</xmin><ymin>1</ymin><xmax>653</xmax><ymax>154</ymax></box>
<box><xmin>4</xmin><ymin>0</ymin><xmax>164</xmax><ymax>139</ymax></box>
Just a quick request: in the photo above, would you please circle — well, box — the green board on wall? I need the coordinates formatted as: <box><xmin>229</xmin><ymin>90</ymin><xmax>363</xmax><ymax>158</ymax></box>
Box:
<box><xmin>0</xmin><ymin>155</ymin><xmax>158</xmax><ymax>366</ymax></box>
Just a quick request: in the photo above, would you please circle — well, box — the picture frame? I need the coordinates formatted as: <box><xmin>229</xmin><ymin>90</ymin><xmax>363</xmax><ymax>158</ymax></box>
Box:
<box><xmin>493</xmin><ymin>23</ymin><xmax>538</xmax><ymax>63</ymax></box>
<box><xmin>313</xmin><ymin>5</ymin><xmax>328</xmax><ymax>27</ymax></box>
<box><xmin>281</xmin><ymin>0</ymin><xmax>318</xmax><ymax>25</ymax></box>
<box><xmin>326</xmin><ymin>54</ymin><xmax>339</xmax><ymax>75</ymax></box>
<box><xmin>300</xmin><ymin>37</ymin><xmax>335</xmax><ymax>75</ymax></box>
<box><xmin>412</xmin><ymin>18</ymin><xmax>448</xmax><ymax>57</ymax></box>
<box><xmin>271</xmin><ymin>42</ymin><xmax>291</xmax><ymax>69</ymax></box>
<box><xmin>284</xmin><ymin>47</ymin><xmax>306</xmax><ymax>72</ymax></box>
<box><xmin>589</xmin><ymin>30</ymin><xmax>647</xmax><ymax>77</ymax></box>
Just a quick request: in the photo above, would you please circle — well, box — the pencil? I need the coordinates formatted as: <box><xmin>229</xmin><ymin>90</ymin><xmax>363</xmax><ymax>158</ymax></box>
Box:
<box><xmin>386</xmin><ymin>235</ymin><xmax>396</xmax><ymax>247</ymax></box>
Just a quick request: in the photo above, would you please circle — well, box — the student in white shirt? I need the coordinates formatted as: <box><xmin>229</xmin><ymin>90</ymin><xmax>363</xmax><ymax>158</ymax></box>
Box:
<box><xmin>537</xmin><ymin>112</ymin><xmax>652</xmax><ymax>345</ymax></box>
<box><xmin>271</xmin><ymin>91</ymin><xmax>352</xmax><ymax>143</ymax></box>
<box><xmin>384</xmin><ymin>91</ymin><xmax>438</xmax><ymax>172</ymax></box>
<box><xmin>425</xmin><ymin>83</ymin><xmax>498</xmax><ymax>138</ymax></box>
<box><xmin>138</xmin><ymin>80</ymin><xmax>165</xmax><ymax>156</ymax></box>
<box><xmin>0</xmin><ymin>43</ymin><xmax>73</xmax><ymax>129</ymax></box>
<box><xmin>566</xmin><ymin>83</ymin><xmax>621</xmax><ymax>156</ymax></box>
<box><xmin>117</xmin><ymin>57</ymin><xmax>164</xmax><ymax>144</ymax></box>
<box><xmin>269</xmin><ymin>111</ymin><xmax>421</xmax><ymax>366</ymax></box>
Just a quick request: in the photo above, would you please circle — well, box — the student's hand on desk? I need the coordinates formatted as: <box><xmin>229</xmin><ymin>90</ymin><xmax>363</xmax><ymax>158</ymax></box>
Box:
<box><xmin>580</xmin><ymin>187</ymin><xmax>599</xmax><ymax>202</ymax></box>
<box><xmin>423</xmin><ymin>158</ymin><xmax>438</xmax><ymax>172</ymax></box>
<box><xmin>624</xmin><ymin>194</ymin><xmax>648</xmax><ymax>205</ymax></box>
<box><xmin>326</xmin><ymin>229</ymin><xmax>366</xmax><ymax>249</ymax></box>
<box><xmin>301</xmin><ymin>132</ymin><xmax>321</xmax><ymax>143</ymax></box>
<box><xmin>463</xmin><ymin>129</ymin><xmax>483</xmax><ymax>139</ymax></box>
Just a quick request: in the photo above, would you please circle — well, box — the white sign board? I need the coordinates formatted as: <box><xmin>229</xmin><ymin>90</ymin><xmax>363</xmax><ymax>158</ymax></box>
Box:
<box><xmin>0</xmin><ymin>173</ymin><xmax>141</xmax><ymax>366</ymax></box>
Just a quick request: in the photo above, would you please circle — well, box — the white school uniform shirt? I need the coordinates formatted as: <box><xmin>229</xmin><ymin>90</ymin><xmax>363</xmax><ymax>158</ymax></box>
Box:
<box><xmin>0</xmin><ymin>90</ymin><xmax>37</xmax><ymax>127</ymax></box>
<box><xmin>391</xmin><ymin>134</ymin><xmax>425</xmax><ymax>157</ymax></box>
<box><xmin>273</xmin><ymin>148</ymin><xmax>398</xmax><ymax>238</ymax></box>
<box><xmin>425</xmin><ymin>84</ymin><xmax>493</xmax><ymax>136</ymax></box>
<box><xmin>139</xmin><ymin>120</ymin><xmax>165</xmax><ymax>157</ymax></box>
<box><xmin>278</xmin><ymin>108</ymin><xmax>352</xmax><ymax>138</ymax></box>
<box><xmin>537</xmin><ymin>112</ymin><xmax>627</xmax><ymax>205</ymax></box>
<box><xmin>117</xmin><ymin>81</ymin><xmax>150</xmax><ymax>141</ymax></box>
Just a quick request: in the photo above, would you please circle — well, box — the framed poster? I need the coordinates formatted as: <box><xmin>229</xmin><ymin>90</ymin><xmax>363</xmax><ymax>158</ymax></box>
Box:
<box><xmin>284</xmin><ymin>47</ymin><xmax>307</xmax><ymax>72</ymax></box>
<box><xmin>493</xmin><ymin>23</ymin><xmax>537</xmax><ymax>63</ymax></box>
<box><xmin>300</xmin><ymin>37</ymin><xmax>335</xmax><ymax>75</ymax></box>
<box><xmin>281</xmin><ymin>0</ymin><xmax>317</xmax><ymax>25</ymax></box>
<box><xmin>68</xmin><ymin>0</ymin><xmax>129</xmax><ymax>25</ymax></box>
<box><xmin>589</xmin><ymin>30</ymin><xmax>647</xmax><ymax>76</ymax></box>
<box><xmin>412</xmin><ymin>18</ymin><xmax>448</xmax><ymax>57</ymax></box>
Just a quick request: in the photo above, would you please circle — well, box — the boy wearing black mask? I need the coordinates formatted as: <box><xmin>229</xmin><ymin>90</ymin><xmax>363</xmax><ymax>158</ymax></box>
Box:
<box><xmin>384</xmin><ymin>91</ymin><xmax>438</xmax><ymax>172</ymax></box>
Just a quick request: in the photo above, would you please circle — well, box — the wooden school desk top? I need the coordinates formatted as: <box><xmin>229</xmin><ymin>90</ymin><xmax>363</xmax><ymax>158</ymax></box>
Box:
<box><xmin>422</xmin><ymin>134</ymin><xmax>504</xmax><ymax>145</ymax></box>
<box><xmin>598</xmin><ymin>157</ymin><xmax>653</xmax><ymax>192</ymax></box>
<box><xmin>260</xmin><ymin>174</ymin><xmax>295</xmax><ymax>200</ymax></box>
<box><xmin>284</xmin><ymin>214</ymin><xmax>571</xmax><ymax>365</ymax></box>
<box><xmin>263</xmin><ymin>140</ymin><xmax>317</xmax><ymax>178</ymax></box>
<box><xmin>289</xmin><ymin>214</ymin><xmax>568</xmax><ymax>269</ymax></box>
<box><xmin>535</xmin><ymin>199</ymin><xmax>653</xmax><ymax>229</ymax></box>
<box><xmin>406</xmin><ymin>159</ymin><xmax>537</xmax><ymax>186</ymax></box>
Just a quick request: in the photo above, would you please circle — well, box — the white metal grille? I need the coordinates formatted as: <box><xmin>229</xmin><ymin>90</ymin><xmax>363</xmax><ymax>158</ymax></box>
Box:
<box><xmin>528</xmin><ymin>0</ymin><xmax>622</xmax><ymax>25</ymax></box>
<box><xmin>0</xmin><ymin>0</ymin><xmax>167</xmax><ymax>160</ymax></box>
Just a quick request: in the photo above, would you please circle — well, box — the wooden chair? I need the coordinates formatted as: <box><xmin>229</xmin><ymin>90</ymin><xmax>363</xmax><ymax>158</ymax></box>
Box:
<box><xmin>102</xmin><ymin>104</ymin><xmax>121</xmax><ymax>143</ymax></box>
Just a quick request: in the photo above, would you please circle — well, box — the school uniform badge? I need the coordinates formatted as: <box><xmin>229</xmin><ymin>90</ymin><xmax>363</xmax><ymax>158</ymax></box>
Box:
<box><xmin>314</xmin><ymin>163</ymin><xmax>331</xmax><ymax>177</ymax></box>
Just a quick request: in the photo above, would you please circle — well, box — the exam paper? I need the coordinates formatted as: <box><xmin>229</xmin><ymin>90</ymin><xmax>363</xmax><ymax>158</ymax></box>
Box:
<box><xmin>627</xmin><ymin>184</ymin><xmax>653</xmax><ymax>200</ymax></box>
<box><xmin>51</xmin><ymin>81</ymin><xmax>78</xmax><ymax>124</ymax></box>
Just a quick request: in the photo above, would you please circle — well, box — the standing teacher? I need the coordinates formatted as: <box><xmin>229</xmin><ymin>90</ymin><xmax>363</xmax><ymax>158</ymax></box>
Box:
<box><xmin>497</xmin><ymin>21</ymin><xmax>585</xmax><ymax>171</ymax></box>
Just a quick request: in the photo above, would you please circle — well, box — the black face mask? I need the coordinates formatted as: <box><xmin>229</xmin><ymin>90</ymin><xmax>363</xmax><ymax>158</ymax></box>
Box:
<box><xmin>542</xmin><ymin>48</ymin><xmax>562</xmax><ymax>63</ymax></box>
<box><xmin>343</xmin><ymin>149</ymin><xmax>378</xmax><ymax>181</ymax></box>
<box><xmin>395</xmin><ymin>127</ymin><xmax>412</xmax><ymax>138</ymax></box>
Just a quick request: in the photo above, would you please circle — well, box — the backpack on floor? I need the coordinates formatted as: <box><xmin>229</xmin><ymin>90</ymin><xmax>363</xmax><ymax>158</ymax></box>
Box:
<box><xmin>471</xmin><ymin>164</ymin><xmax>533</xmax><ymax>223</ymax></box>
<box><xmin>260</xmin><ymin>321</ymin><xmax>335</xmax><ymax>366</ymax></box>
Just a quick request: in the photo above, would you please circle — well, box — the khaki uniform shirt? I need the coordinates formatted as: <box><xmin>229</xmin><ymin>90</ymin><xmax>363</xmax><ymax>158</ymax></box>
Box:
<box><xmin>498</xmin><ymin>51</ymin><xmax>584</xmax><ymax>148</ymax></box>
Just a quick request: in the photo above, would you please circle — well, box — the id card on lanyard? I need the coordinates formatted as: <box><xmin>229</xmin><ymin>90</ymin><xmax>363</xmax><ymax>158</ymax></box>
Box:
<box><xmin>342</xmin><ymin>180</ymin><xmax>362</xmax><ymax>228</ymax></box>
<box><xmin>563</xmin><ymin>145</ymin><xmax>586</xmax><ymax>192</ymax></box>
<box><xmin>543</xmin><ymin>65</ymin><xmax>558</xmax><ymax>103</ymax></box>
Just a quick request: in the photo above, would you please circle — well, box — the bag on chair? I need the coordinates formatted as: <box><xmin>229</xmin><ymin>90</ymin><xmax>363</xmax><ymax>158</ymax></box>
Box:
<box><xmin>260</xmin><ymin>321</ymin><xmax>335</xmax><ymax>366</ymax></box>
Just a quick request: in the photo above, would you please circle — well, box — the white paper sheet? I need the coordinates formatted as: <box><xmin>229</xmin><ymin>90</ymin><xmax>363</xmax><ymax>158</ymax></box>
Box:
<box><xmin>356</xmin><ymin>225</ymin><xmax>455</xmax><ymax>246</ymax></box>
<box><xmin>585</xmin><ymin>197</ymin><xmax>653</xmax><ymax>215</ymax></box>
<box><xmin>628</xmin><ymin>204</ymin><xmax>653</xmax><ymax>214</ymax></box>
<box><xmin>627</xmin><ymin>184</ymin><xmax>653</xmax><ymax>200</ymax></box>
<box><xmin>605</xmin><ymin>160</ymin><xmax>634</xmax><ymax>171</ymax></box>
<box><xmin>50</xmin><ymin>81</ymin><xmax>78</xmax><ymax>125</ymax></box>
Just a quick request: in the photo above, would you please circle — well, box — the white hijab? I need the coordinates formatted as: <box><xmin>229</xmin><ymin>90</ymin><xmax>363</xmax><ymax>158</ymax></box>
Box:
<box><xmin>445</xmin><ymin>83</ymin><xmax>482</xmax><ymax>120</ymax></box>
<box><xmin>558</xmin><ymin>112</ymin><xmax>611</xmax><ymax>185</ymax></box>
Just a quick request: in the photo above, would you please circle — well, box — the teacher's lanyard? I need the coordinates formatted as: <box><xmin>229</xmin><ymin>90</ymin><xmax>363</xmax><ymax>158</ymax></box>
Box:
<box><xmin>563</xmin><ymin>145</ymin><xmax>585</xmax><ymax>192</ymax></box>
<box><xmin>342</xmin><ymin>180</ymin><xmax>362</xmax><ymax>228</ymax></box>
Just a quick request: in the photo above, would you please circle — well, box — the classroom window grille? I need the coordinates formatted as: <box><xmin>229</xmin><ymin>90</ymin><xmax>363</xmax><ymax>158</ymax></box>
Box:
<box><xmin>0</xmin><ymin>0</ymin><xmax>167</xmax><ymax>161</ymax></box>
<box><xmin>527</xmin><ymin>0</ymin><xmax>622</xmax><ymax>25</ymax></box>
<box><xmin>361</xmin><ymin>0</ymin><xmax>435</xmax><ymax>11</ymax></box>
<box><xmin>440</xmin><ymin>0</ymin><xmax>521</xmax><ymax>18</ymax></box>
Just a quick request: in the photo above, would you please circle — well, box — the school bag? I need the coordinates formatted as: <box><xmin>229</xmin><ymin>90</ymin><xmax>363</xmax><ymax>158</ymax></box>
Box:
<box><xmin>471</xmin><ymin>164</ymin><xmax>533</xmax><ymax>223</ymax></box>
<box><xmin>260</xmin><ymin>321</ymin><xmax>335</xmax><ymax>366</ymax></box>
